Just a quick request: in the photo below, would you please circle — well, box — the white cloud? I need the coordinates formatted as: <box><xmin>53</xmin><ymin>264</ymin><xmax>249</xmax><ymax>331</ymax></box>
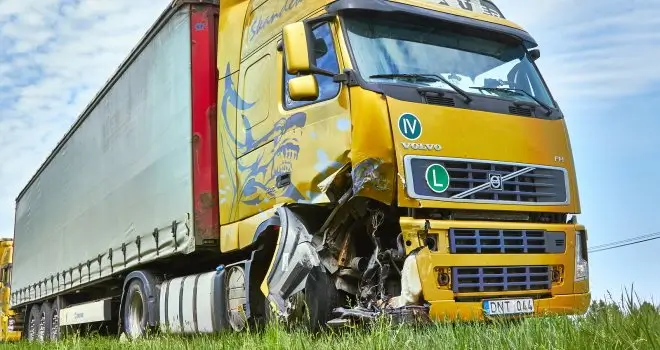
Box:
<box><xmin>497</xmin><ymin>0</ymin><xmax>660</xmax><ymax>104</ymax></box>
<box><xmin>2</xmin><ymin>0</ymin><xmax>660</xmax><ymax>237</ymax></box>
<box><xmin>0</xmin><ymin>0</ymin><xmax>170</xmax><ymax>236</ymax></box>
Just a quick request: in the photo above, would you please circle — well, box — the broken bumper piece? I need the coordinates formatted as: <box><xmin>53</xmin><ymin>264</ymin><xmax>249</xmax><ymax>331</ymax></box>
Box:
<box><xmin>327</xmin><ymin>305</ymin><xmax>431</xmax><ymax>327</ymax></box>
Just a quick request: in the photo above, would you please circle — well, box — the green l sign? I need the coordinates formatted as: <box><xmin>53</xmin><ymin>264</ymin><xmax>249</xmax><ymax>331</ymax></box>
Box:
<box><xmin>425</xmin><ymin>164</ymin><xmax>450</xmax><ymax>193</ymax></box>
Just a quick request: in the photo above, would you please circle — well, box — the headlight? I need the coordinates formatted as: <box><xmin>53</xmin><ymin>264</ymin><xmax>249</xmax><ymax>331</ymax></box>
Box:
<box><xmin>574</xmin><ymin>231</ymin><xmax>589</xmax><ymax>281</ymax></box>
<box><xmin>7</xmin><ymin>317</ymin><xmax>14</xmax><ymax>331</ymax></box>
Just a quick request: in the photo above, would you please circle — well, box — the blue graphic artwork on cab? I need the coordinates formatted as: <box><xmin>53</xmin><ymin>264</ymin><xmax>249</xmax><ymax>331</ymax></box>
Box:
<box><xmin>220</xmin><ymin>63</ymin><xmax>307</xmax><ymax>207</ymax></box>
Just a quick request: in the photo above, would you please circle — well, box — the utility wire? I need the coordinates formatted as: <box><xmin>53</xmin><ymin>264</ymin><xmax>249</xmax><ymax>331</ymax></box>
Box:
<box><xmin>589</xmin><ymin>232</ymin><xmax>660</xmax><ymax>253</ymax></box>
<box><xmin>589</xmin><ymin>231</ymin><xmax>660</xmax><ymax>250</ymax></box>
<box><xmin>590</xmin><ymin>232</ymin><xmax>660</xmax><ymax>249</ymax></box>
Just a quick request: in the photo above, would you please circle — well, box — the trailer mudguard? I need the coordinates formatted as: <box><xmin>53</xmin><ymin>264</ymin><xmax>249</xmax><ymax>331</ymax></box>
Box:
<box><xmin>260</xmin><ymin>206</ymin><xmax>323</xmax><ymax>319</ymax></box>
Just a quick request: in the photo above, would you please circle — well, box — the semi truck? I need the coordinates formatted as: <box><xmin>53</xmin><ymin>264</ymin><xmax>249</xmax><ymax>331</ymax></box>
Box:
<box><xmin>10</xmin><ymin>0</ymin><xmax>590</xmax><ymax>342</ymax></box>
<box><xmin>0</xmin><ymin>239</ymin><xmax>21</xmax><ymax>342</ymax></box>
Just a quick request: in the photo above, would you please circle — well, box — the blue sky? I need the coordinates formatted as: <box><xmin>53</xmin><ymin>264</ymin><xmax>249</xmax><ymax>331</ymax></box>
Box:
<box><xmin>0</xmin><ymin>0</ymin><xmax>658</xmax><ymax>303</ymax></box>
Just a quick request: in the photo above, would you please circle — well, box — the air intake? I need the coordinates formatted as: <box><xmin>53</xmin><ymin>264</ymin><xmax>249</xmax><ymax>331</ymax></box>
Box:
<box><xmin>425</xmin><ymin>95</ymin><xmax>456</xmax><ymax>107</ymax></box>
<box><xmin>509</xmin><ymin>106</ymin><xmax>533</xmax><ymax>116</ymax></box>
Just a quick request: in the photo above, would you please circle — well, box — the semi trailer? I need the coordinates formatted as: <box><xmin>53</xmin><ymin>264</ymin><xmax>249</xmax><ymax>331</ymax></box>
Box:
<box><xmin>10</xmin><ymin>0</ymin><xmax>590</xmax><ymax>342</ymax></box>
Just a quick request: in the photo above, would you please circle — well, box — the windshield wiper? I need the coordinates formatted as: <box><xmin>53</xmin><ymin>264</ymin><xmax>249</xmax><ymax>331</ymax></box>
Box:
<box><xmin>370</xmin><ymin>73</ymin><xmax>472</xmax><ymax>104</ymax></box>
<box><xmin>470</xmin><ymin>86</ymin><xmax>553</xmax><ymax>116</ymax></box>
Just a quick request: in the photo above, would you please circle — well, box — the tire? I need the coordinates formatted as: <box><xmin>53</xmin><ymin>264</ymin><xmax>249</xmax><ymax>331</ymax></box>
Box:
<box><xmin>39</xmin><ymin>302</ymin><xmax>53</xmax><ymax>342</ymax></box>
<box><xmin>50</xmin><ymin>298</ymin><xmax>66</xmax><ymax>341</ymax></box>
<box><xmin>25</xmin><ymin>304</ymin><xmax>41</xmax><ymax>342</ymax></box>
<box><xmin>303</xmin><ymin>266</ymin><xmax>339</xmax><ymax>332</ymax></box>
<box><xmin>123</xmin><ymin>279</ymin><xmax>149</xmax><ymax>340</ymax></box>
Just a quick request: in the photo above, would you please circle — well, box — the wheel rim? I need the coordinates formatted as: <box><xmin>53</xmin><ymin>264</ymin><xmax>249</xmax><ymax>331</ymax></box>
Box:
<box><xmin>51</xmin><ymin>310</ymin><xmax>59</xmax><ymax>340</ymax></box>
<box><xmin>126</xmin><ymin>290</ymin><xmax>144</xmax><ymax>339</ymax></box>
<box><xmin>226</xmin><ymin>267</ymin><xmax>247</xmax><ymax>332</ymax></box>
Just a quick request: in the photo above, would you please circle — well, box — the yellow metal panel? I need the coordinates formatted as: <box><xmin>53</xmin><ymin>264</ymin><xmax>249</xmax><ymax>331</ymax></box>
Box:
<box><xmin>217</xmin><ymin>0</ymin><xmax>250</xmax><ymax>79</ymax></box>
<box><xmin>388</xmin><ymin>0</ymin><xmax>526</xmax><ymax>31</ymax></box>
<box><xmin>386</xmin><ymin>97</ymin><xmax>580</xmax><ymax>213</ymax></box>
<box><xmin>221</xmin><ymin>16</ymin><xmax>351</xmax><ymax>224</ymax></box>
<box><xmin>240</xmin><ymin>53</ymin><xmax>273</xmax><ymax>136</ymax></box>
<box><xmin>237</xmin><ymin>209</ymin><xmax>278</xmax><ymax>249</ymax></box>
<box><xmin>427</xmin><ymin>293</ymin><xmax>591</xmax><ymax>322</ymax></box>
<box><xmin>242</xmin><ymin>0</ymin><xmax>331</xmax><ymax>59</ymax></box>
<box><xmin>220</xmin><ymin>223</ymin><xmax>240</xmax><ymax>253</ymax></box>
<box><xmin>400</xmin><ymin>218</ymin><xmax>582</xmax><ymax>303</ymax></box>
<box><xmin>348</xmin><ymin>88</ymin><xmax>396</xmax><ymax>203</ymax></box>
<box><xmin>217</xmin><ymin>71</ymin><xmax>241</xmax><ymax>224</ymax></box>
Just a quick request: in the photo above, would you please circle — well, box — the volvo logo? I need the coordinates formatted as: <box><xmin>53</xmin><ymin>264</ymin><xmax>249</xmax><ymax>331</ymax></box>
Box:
<box><xmin>488</xmin><ymin>173</ymin><xmax>503</xmax><ymax>191</ymax></box>
<box><xmin>402</xmin><ymin>142</ymin><xmax>442</xmax><ymax>151</ymax></box>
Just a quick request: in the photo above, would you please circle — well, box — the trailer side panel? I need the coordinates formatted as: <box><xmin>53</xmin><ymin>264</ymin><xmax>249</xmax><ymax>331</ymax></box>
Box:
<box><xmin>12</xmin><ymin>6</ymin><xmax>195</xmax><ymax>307</ymax></box>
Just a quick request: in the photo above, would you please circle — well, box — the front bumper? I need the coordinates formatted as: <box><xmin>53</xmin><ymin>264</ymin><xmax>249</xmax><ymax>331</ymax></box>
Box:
<box><xmin>428</xmin><ymin>292</ymin><xmax>591</xmax><ymax>321</ymax></box>
<box><xmin>399</xmin><ymin>217</ymin><xmax>590</xmax><ymax>321</ymax></box>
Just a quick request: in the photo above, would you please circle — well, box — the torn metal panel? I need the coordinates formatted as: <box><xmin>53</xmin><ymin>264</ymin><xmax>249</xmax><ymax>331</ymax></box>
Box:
<box><xmin>351</xmin><ymin>158</ymin><xmax>394</xmax><ymax>201</ymax></box>
<box><xmin>263</xmin><ymin>207</ymin><xmax>323</xmax><ymax>319</ymax></box>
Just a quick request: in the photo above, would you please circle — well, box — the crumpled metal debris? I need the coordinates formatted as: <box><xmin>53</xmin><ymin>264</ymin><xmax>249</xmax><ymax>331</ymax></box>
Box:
<box><xmin>328</xmin><ymin>304</ymin><xmax>431</xmax><ymax>327</ymax></box>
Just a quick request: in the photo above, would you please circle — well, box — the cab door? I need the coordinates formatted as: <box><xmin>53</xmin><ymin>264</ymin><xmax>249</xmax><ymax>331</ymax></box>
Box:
<box><xmin>236</xmin><ymin>19</ymin><xmax>352</xmax><ymax>220</ymax></box>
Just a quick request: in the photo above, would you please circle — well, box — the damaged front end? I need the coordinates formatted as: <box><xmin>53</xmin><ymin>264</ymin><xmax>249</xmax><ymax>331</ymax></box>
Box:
<box><xmin>262</xmin><ymin>161</ymin><xmax>432</xmax><ymax>329</ymax></box>
<box><xmin>325</xmin><ymin>208</ymin><xmax>432</xmax><ymax>327</ymax></box>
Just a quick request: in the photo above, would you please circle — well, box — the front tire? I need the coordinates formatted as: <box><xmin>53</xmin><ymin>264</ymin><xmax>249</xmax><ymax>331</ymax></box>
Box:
<box><xmin>302</xmin><ymin>266</ymin><xmax>340</xmax><ymax>332</ymax></box>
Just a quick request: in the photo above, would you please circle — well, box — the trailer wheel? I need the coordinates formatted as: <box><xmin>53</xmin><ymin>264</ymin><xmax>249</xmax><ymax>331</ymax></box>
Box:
<box><xmin>50</xmin><ymin>298</ymin><xmax>66</xmax><ymax>341</ymax></box>
<box><xmin>123</xmin><ymin>279</ymin><xmax>149</xmax><ymax>339</ymax></box>
<box><xmin>39</xmin><ymin>302</ymin><xmax>53</xmax><ymax>341</ymax></box>
<box><xmin>26</xmin><ymin>304</ymin><xmax>41</xmax><ymax>342</ymax></box>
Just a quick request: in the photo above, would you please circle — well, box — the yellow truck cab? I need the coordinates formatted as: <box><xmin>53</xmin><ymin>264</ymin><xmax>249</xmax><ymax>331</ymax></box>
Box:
<box><xmin>0</xmin><ymin>239</ymin><xmax>20</xmax><ymax>342</ymax></box>
<box><xmin>9</xmin><ymin>0</ymin><xmax>591</xmax><ymax>341</ymax></box>
<box><xmin>219</xmin><ymin>0</ymin><xmax>590</xmax><ymax>323</ymax></box>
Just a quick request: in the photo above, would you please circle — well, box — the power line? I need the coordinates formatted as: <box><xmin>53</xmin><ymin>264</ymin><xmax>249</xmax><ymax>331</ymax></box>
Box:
<box><xmin>589</xmin><ymin>233</ymin><xmax>660</xmax><ymax>253</ymax></box>
<box><xmin>589</xmin><ymin>231</ymin><xmax>660</xmax><ymax>250</ymax></box>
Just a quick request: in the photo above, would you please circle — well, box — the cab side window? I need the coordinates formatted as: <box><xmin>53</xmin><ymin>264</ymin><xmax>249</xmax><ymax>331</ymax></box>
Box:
<box><xmin>283</xmin><ymin>22</ymin><xmax>340</xmax><ymax>109</ymax></box>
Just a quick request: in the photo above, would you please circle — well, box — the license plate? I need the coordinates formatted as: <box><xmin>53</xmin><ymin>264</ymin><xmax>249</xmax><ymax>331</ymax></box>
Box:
<box><xmin>483</xmin><ymin>298</ymin><xmax>534</xmax><ymax>316</ymax></box>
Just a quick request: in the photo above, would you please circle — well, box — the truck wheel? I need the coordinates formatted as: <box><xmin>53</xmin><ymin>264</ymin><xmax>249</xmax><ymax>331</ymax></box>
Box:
<box><xmin>123</xmin><ymin>279</ymin><xmax>149</xmax><ymax>339</ymax></box>
<box><xmin>26</xmin><ymin>304</ymin><xmax>41</xmax><ymax>342</ymax></box>
<box><xmin>225</xmin><ymin>265</ymin><xmax>248</xmax><ymax>332</ymax></box>
<box><xmin>302</xmin><ymin>266</ymin><xmax>339</xmax><ymax>332</ymax></box>
<box><xmin>50</xmin><ymin>298</ymin><xmax>66</xmax><ymax>341</ymax></box>
<box><xmin>39</xmin><ymin>302</ymin><xmax>53</xmax><ymax>341</ymax></box>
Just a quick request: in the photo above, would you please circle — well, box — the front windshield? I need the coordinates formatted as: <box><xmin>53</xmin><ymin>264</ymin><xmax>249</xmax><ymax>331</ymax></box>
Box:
<box><xmin>342</xmin><ymin>15</ymin><xmax>556</xmax><ymax>108</ymax></box>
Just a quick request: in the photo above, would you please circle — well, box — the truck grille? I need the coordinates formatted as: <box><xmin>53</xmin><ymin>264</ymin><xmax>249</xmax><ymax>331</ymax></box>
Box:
<box><xmin>404</xmin><ymin>157</ymin><xmax>568</xmax><ymax>205</ymax></box>
<box><xmin>452</xmin><ymin>266</ymin><xmax>552</xmax><ymax>293</ymax></box>
<box><xmin>449</xmin><ymin>229</ymin><xmax>566</xmax><ymax>254</ymax></box>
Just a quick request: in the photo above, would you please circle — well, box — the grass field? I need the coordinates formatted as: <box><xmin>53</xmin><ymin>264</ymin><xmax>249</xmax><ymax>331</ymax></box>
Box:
<box><xmin>4</xmin><ymin>294</ymin><xmax>659</xmax><ymax>349</ymax></box>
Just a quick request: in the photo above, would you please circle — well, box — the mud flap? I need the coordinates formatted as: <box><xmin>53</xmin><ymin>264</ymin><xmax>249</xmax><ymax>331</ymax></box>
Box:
<box><xmin>261</xmin><ymin>207</ymin><xmax>324</xmax><ymax>320</ymax></box>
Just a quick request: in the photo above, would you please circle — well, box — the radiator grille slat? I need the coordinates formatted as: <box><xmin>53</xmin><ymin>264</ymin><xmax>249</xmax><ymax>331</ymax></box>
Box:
<box><xmin>405</xmin><ymin>157</ymin><xmax>568</xmax><ymax>204</ymax></box>
<box><xmin>452</xmin><ymin>266</ymin><xmax>552</xmax><ymax>293</ymax></box>
<box><xmin>449</xmin><ymin>229</ymin><xmax>566</xmax><ymax>254</ymax></box>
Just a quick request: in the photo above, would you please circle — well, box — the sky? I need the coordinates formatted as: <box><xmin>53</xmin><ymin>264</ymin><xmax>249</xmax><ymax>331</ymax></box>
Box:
<box><xmin>0</xmin><ymin>0</ymin><xmax>658</xmax><ymax>303</ymax></box>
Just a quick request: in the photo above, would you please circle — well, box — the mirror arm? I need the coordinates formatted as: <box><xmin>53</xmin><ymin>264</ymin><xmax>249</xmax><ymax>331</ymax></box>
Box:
<box><xmin>309</xmin><ymin>66</ymin><xmax>335</xmax><ymax>77</ymax></box>
<box><xmin>333</xmin><ymin>69</ymin><xmax>359</xmax><ymax>87</ymax></box>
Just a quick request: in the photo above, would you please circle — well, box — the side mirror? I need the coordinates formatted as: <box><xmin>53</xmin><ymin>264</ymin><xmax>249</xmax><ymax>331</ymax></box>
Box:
<box><xmin>529</xmin><ymin>49</ymin><xmax>541</xmax><ymax>61</ymax></box>
<box><xmin>282</xmin><ymin>21</ymin><xmax>334</xmax><ymax>76</ymax></box>
<box><xmin>288</xmin><ymin>75</ymin><xmax>319</xmax><ymax>101</ymax></box>
<box><xmin>283</xmin><ymin>22</ymin><xmax>312</xmax><ymax>74</ymax></box>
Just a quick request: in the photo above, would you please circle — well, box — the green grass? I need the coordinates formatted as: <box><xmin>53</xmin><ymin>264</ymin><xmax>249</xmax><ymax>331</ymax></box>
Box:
<box><xmin>4</xmin><ymin>293</ymin><xmax>659</xmax><ymax>350</ymax></box>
